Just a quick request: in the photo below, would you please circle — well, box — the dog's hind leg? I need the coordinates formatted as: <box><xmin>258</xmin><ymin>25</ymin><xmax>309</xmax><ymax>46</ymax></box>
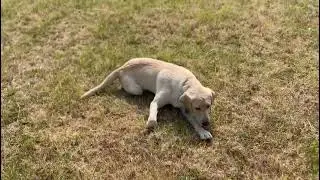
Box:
<box><xmin>119</xmin><ymin>75</ymin><xmax>143</xmax><ymax>95</ymax></box>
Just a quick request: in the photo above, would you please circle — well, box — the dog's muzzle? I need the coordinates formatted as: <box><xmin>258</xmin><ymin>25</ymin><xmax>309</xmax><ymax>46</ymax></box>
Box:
<box><xmin>202</xmin><ymin>121</ymin><xmax>209</xmax><ymax>127</ymax></box>
<box><xmin>201</xmin><ymin>120</ymin><xmax>211</xmax><ymax>131</ymax></box>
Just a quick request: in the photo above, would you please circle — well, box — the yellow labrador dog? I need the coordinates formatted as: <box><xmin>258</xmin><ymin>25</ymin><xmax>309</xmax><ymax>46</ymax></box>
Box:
<box><xmin>81</xmin><ymin>58</ymin><xmax>216</xmax><ymax>140</ymax></box>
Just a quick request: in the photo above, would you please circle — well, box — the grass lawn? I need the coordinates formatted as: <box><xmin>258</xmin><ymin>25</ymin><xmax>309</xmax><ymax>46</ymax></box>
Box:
<box><xmin>1</xmin><ymin>0</ymin><xmax>319</xmax><ymax>179</ymax></box>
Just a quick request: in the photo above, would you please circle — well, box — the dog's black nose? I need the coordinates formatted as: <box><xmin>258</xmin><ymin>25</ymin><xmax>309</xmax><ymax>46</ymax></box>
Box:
<box><xmin>202</xmin><ymin>121</ymin><xmax>209</xmax><ymax>127</ymax></box>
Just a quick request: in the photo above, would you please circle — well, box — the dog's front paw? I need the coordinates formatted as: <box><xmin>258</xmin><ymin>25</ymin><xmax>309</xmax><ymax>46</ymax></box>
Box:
<box><xmin>198</xmin><ymin>130</ymin><xmax>213</xmax><ymax>140</ymax></box>
<box><xmin>146</xmin><ymin>120</ymin><xmax>157</xmax><ymax>130</ymax></box>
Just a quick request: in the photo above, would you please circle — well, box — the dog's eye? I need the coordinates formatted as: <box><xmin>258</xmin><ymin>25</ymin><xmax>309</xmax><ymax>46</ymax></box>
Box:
<box><xmin>195</xmin><ymin>107</ymin><xmax>201</xmax><ymax>110</ymax></box>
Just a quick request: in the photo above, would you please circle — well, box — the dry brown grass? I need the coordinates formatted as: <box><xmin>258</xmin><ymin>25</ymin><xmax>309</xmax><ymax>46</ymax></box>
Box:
<box><xmin>1</xmin><ymin>0</ymin><xmax>319</xmax><ymax>179</ymax></box>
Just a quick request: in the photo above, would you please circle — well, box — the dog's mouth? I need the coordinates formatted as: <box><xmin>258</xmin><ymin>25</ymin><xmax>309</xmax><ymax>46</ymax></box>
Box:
<box><xmin>202</xmin><ymin>121</ymin><xmax>211</xmax><ymax>131</ymax></box>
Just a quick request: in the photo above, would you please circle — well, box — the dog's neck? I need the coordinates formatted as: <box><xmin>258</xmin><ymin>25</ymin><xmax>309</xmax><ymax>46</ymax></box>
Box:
<box><xmin>182</xmin><ymin>76</ymin><xmax>203</xmax><ymax>93</ymax></box>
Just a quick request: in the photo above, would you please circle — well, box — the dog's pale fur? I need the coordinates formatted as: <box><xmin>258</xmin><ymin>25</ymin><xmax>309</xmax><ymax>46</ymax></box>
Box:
<box><xmin>81</xmin><ymin>58</ymin><xmax>216</xmax><ymax>140</ymax></box>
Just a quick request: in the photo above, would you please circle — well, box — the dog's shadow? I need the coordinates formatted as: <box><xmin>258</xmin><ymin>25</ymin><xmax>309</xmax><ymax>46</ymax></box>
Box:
<box><xmin>109</xmin><ymin>89</ymin><xmax>213</xmax><ymax>144</ymax></box>
<box><xmin>112</xmin><ymin>89</ymin><xmax>188</xmax><ymax>128</ymax></box>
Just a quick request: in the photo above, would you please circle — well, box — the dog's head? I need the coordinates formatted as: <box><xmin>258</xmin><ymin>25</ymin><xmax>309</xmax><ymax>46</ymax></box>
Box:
<box><xmin>179</xmin><ymin>87</ymin><xmax>216</xmax><ymax>128</ymax></box>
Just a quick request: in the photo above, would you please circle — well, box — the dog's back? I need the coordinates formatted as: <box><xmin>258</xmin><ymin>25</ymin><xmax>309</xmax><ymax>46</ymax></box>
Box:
<box><xmin>123</xmin><ymin>58</ymin><xmax>195</xmax><ymax>78</ymax></box>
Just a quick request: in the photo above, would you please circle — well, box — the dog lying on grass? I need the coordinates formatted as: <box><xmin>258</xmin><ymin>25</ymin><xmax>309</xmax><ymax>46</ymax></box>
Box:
<box><xmin>81</xmin><ymin>58</ymin><xmax>216</xmax><ymax>140</ymax></box>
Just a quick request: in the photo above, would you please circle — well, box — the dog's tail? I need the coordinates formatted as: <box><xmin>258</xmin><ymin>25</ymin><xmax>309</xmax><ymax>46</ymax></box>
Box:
<box><xmin>80</xmin><ymin>67</ymin><xmax>122</xmax><ymax>99</ymax></box>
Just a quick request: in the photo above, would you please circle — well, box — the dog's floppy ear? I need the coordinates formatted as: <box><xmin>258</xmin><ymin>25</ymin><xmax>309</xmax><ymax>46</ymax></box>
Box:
<box><xmin>205</xmin><ymin>87</ymin><xmax>217</xmax><ymax>101</ymax></box>
<box><xmin>211</xmin><ymin>90</ymin><xmax>217</xmax><ymax>99</ymax></box>
<box><xmin>179</xmin><ymin>92</ymin><xmax>193</xmax><ymax>112</ymax></box>
<box><xmin>210</xmin><ymin>90</ymin><xmax>217</xmax><ymax>104</ymax></box>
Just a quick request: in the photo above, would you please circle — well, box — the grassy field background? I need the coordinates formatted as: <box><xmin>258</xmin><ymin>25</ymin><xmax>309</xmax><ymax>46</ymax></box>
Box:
<box><xmin>1</xmin><ymin>0</ymin><xmax>319</xmax><ymax>179</ymax></box>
